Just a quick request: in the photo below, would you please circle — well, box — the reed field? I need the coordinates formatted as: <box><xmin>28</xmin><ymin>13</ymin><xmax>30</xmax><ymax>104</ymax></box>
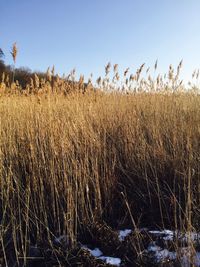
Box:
<box><xmin>0</xmin><ymin>60</ymin><xmax>200</xmax><ymax>266</ymax></box>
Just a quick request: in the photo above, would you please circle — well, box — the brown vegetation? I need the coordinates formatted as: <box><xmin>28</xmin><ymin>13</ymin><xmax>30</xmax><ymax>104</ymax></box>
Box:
<box><xmin>0</xmin><ymin>59</ymin><xmax>199</xmax><ymax>266</ymax></box>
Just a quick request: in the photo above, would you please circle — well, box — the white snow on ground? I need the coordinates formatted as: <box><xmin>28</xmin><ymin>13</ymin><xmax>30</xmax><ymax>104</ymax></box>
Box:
<box><xmin>150</xmin><ymin>246</ymin><xmax>200</xmax><ymax>267</ymax></box>
<box><xmin>147</xmin><ymin>242</ymin><xmax>162</xmax><ymax>252</ymax></box>
<box><xmin>149</xmin><ymin>230</ymin><xmax>173</xmax><ymax>235</ymax></box>
<box><xmin>81</xmin><ymin>245</ymin><xmax>103</xmax><ymax>257</ymax></box>
<box><xmin>81</xmin><ymin>245</ymin><xmax>121</xmax><ymax>266</ymax></box>
<box><xmin>149</xmin><ymin>229</ymin><xmax>200</xmax><ymax>243</ymax></box>
<box><xmin>118</xmin><ymin>229</ymin><xmax>132</xmax><ymax>241</ymax></box>
<box><xmin>180</xmin><ymin>248</ymin><xmax>200</xmax><ymax>267</ymax></box>
<box><xmin>149</xmin><ymin>229</ymin><xmax>174</xmax><ymax>241</ymax></box>
<box><xmin>147</xmin><ymin>231</ymin><xmax>200</xmax><ymax>266</ymax></box>
<box><xmin>81</xmin><ymin>229</ymin><xmax>200</xmax><ymax>266</ymax></box>
<box><xmin>99</xmin><ymin>256</ymin><xmax>121</xmax><ymax>266</ymax></box>
<box><xmin>181</xmin><ymin>232</ymin><xmax>200</xmax><ymax>243</ymax></box>
<box><xmin>88</xmin><ymin>247</ymin><xmax>103</xmax><ymax>257</ymax></box>
<box><xmin>147</xmin><ymin>241</ymin><xmax>176</xmax><ymax>262</ymax></box>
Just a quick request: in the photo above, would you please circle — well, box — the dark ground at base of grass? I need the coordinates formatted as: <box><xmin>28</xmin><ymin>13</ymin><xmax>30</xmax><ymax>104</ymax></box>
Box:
<box><xmin>1</xmin><ymin>222</ymin><xmax>189</xmax><ymax>267</ymax></box>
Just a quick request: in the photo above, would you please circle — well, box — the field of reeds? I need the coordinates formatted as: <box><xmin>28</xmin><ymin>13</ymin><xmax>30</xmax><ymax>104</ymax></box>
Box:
<box><xmin>0</xmin><ymin>60</ymin><xmax>200</xmax><ymax>266</ymax></box>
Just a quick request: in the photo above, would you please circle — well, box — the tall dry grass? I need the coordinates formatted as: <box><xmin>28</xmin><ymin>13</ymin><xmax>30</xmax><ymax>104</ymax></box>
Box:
<box><xmin>0</xmin><ymin>62</ymin><xmax>200</xmax><ymax>265</ymax></box>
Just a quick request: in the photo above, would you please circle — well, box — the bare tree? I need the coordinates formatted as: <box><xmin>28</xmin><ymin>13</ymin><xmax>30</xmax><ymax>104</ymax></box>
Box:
<box><xmin>0</xmin><ymin>48</ymin><xmax>4</xmax><ymax>58</ymax></box>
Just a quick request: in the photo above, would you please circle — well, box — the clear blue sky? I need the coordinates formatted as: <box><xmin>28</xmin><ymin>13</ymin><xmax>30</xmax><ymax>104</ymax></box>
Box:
<box><xmin>1</xmin><ymin>0</ymin><xmax>200</xmax><ymax>81</ymax></box>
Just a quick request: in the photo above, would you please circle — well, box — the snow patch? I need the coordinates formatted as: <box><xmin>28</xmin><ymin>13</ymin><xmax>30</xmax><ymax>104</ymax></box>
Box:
<box><xmin>147</xmin><ymin>242</ymin><xmax>176</xmax><ymax>262</ymax></box>
<box><xmin>99</xmin><ymin>256</ymin><xmax>121</xmax><ymax>266</ymax></box>
<box><xmin>118</xmin><ymin>229</ymin><xmax>132</xmax><ymax>241</ymax></box>
<box><xmin>81</xmin><ymin>245</ymin><xmax>103</xmax><ymax>257</ymax></box>
<box><xmin>89</xmin><ymin>247</ymin><xmax>103</xmax><ymax>257</ymax></box>
<box><xmin>81</xmin><ymin>228</ymin><xmax>200</xmax><ymax>266</ymax></box>
<box><xmin>149</xmin><ymin>229</ymin><xmax>174</xmax><ymax>241</ymax></box>
<box><xmin>149</xmin><ymin>230</ymin><xmax>200</xmax><ymax>243</ymax></box>
<box><xmin>82</xmin><ymin>244</ymin><xmax>121</xmax><ymax>266</ymax></box>
<box><xmin>147</xmin><ymin>232</ymin><xmax>200</xmax><ymax>266</ymax></box>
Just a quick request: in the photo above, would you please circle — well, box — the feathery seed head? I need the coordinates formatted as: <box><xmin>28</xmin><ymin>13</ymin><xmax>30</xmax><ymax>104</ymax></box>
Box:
<box><xmin>11</xmin><ymin>42</ymin><xmax>18</xmax><ymax>64</ymax></box>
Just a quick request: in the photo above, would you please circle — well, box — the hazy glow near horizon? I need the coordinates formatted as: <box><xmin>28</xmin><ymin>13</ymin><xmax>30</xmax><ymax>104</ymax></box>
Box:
<box><xmin>1</xmin><ymin>0</ymin><xmax>200</xmax><ymax>82</ymax></box>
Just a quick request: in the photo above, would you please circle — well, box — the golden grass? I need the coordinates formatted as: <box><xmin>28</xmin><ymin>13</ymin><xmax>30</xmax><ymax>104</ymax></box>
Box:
<box><xmin>0</xmin><ymin>62</ymin><xmax>200</xmax><ymax>264</ymax></box>
<box><xmin>0</xmin><ymin>91</ymin><xmax>199</xmax><ymax>242</ymax></box>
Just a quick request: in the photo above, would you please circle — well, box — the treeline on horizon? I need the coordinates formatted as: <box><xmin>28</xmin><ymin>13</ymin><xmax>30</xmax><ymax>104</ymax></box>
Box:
<box><xmin>0</xmin><ymin>47</ymin><xmax>51</xmax><ymax>89</ymax></box>
<box><xmin>1</xmin><ymin>44</ymin><xmax>200</xmax><ymax>95</ymax></box>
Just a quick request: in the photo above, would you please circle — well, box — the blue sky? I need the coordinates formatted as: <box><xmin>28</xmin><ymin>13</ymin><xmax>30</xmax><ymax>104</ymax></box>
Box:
<box><xmin>1</xmin><ymin>0</ymin><xmax>200</xmax><ymax>81</ymax></box>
